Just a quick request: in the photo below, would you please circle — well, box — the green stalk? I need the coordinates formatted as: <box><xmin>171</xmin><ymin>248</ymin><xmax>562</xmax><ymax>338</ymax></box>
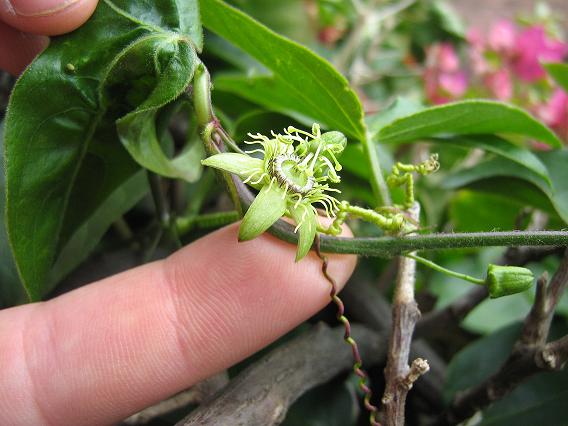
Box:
<box><xmin>362</xmin><ymin>130</ymin><xmax>392</xmax><ymax>207</ymax></box>
<box><xmin>406</xmin><ymin>254</ymin><xmax>485</xmax><ymax>285</ymax></box>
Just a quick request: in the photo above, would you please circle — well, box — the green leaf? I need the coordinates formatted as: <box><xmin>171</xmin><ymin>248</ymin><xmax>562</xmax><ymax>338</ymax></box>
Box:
<box><xmin>4</xmin><ymin>0</ymin><xmax>201</xmax><ymax>301</ymax></box>
<box><xmin>480</xmin><ymin>370</ymin><xmax>568</xmax><ymax>426</ymax></box>
<box><xmin>432</xmin><ymin>0</ymin><xmax>466</xmax><ymax>38</ymax></box>
<box><xmin>545</xmin><ymin>62</ymin><xmax>568</xmax><ymax>92</ymax></box>
<box><xmin>288</xmin><ymin>204</ymin><xmax>317</xmax><ymax>261</ymax></box>
<box><xmin>366</xmin><ymin>97</ymin><xmax>424</xmax><ymax>136</ymax></box>
<box><xmin>449</xmin><ymin>191</ymin><xmax>524</xmax><ymax>232</ymax></box>
<box><xmin>444</xmin><ymin>322</ymin><xmax>522</xmax><ymax>402</ymax></box>
<box><xmin>239</xmin><ymin>184</ymin><xmax>287</xmax><ymax>241</ymax></box>
<box><xmin>47</xmin><ymin>172</ymin><xmax>148</xmax><ymax>290</ymax></box>
<box><xmin>233</xmin><ymin>110</ymin><xmax>303</xmax><ymax>144</ymax></box>
<box><xmin>116</xmin><ymin>36</ymin><xmax>203</xmax><ymax>182</ymax></box>
<box><xmin>214</xmin><ymin>74</ymin><xmax>319</xmax><ymax>130</ymax></box>
<box><xmin>377</xmin><ymin>100</ymin><xmax>562</xmax><ymax>148</ymax></box>
<box><xmin>433</xmin><ymin>135</ymin><xmax>551</xmax><ymax>184</ymax></box>
<box><xmin>444</xmin><ymin>150</ymin><xmax>568</xmax><ymax>224</ymax></box>
<box><xmin>202</xmin><ymin>153</ymin><xmax>264</xmax><ymax>179</ymax></box>
<box><xmin>199</xmin><ymin>0</ymin><xmax>365</xmax><ymax>140</ymax></box>
<box><xmin>0</xmin><ymin>122</ymin><xmax>26</xmax><ymax>308</ymax></box>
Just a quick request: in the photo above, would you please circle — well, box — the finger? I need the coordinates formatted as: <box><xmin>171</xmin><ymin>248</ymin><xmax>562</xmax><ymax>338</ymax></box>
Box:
<box><xmin>0</xmin><ymin>20</ymin><xmax>47</xmax><ymax>75</ymax></box>
<box><xmin>0</xmin><ymin>0</ymin><xmax>98</xmax><ymax>36</ymax></box>
<box><xmin>0</xmin><ymin>223</ymin><xmax>356</xmax><ymax>426</ymax></box>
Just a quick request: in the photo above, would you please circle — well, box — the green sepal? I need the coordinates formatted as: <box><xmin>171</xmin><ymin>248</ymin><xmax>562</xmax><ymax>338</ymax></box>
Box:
<box><xmin>239</xmin><ymin>184</ymin><xmax>287</xmax><ymax>241</ymax></box>
<box><xmin>202</xmin><ymin>153</ymin><xmax>263</xmax><ymax>179</ymax></box>
<box><xmin>485</xmin><ymin>264</ymin><xmax>534</xmax><ymax>298</ymax></box>
<box><xmin>289</xmin><ymin>203</ymin><xmax>318</xmax><ymax>261</ymax></box>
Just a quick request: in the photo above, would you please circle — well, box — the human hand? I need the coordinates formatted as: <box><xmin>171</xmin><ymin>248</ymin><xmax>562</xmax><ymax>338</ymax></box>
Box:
<box><xmin>0</xmin><ymin>223</ymin><xmax>355</xmax><ymax>425</ymax></box>
<box><xmin>0</xmin><ymin>0</ymin><xmax>98</xmax><ymax>75</ymax></box>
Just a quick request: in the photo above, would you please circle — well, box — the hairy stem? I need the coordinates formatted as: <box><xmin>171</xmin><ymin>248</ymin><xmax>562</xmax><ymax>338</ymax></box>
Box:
<box><xmin>176</xmin><ymin>211</ymin><xmax>240</xmax><ymax>235</ymax></box>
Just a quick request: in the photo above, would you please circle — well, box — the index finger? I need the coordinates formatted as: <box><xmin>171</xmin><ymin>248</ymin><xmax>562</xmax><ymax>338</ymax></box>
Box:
<box><xmin>0</xmin><ymin>223</ymin><xmax>356</xmax><ymax>425</ymax></box>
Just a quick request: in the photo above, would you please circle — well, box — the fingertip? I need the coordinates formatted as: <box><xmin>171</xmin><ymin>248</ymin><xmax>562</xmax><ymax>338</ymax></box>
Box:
<box><xmin>0</xmin><ymin>0</ymin><xmax>98</xmax><ymax>36</ymax></box>
<box><xmin>0</xmin><ymin>21</ymin><xmax>48</xmax><ymax>75</ymax></box>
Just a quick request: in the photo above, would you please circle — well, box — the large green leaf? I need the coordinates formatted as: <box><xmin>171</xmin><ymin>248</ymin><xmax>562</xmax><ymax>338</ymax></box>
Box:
<box><xmin>4</xmin><ymin>0</ymin><xmax>201</xmax><ymax>301</ymax></box>
<box><xmin>376</xmin><ymin>100</ymin><xmax>562</xmax><ymax>148</ymax></box>
<box><xmin>0</xmin><ymin>122</ymin><xmax>26</xmax><ymax>308</ymax></box>
<box><xmin>545</xmin><ymin>63</ymin><xmax>568</xmax><ymax>92</ymax></box>
<box><xmin>214</xmin><ymin>74</ymin><xmax>324</xmax><ymax>131</ymax></box>
<box><xmin>444</xmin><ymin>151</ymin><xmax>568</xmax><ymax>224</ymax></box>
<box><xmin>199</xmin><ymin>0</ymin><xmax>366</xmax><ymax>140</ymax></box>
<box><xmin>432</xmin><ymin>135</ymin><xmax>550</xmax><ymax>184</ymax></box>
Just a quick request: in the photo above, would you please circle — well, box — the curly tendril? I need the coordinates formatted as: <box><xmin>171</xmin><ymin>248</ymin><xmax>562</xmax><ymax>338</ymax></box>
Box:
<box><xmin>315</xmin><ymin>235</ymin><xmax>381</xmax><ymax>426</ymax></box>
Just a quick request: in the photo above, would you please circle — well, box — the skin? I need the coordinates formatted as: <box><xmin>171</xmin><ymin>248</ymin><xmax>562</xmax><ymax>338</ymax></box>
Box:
<box><xmin>0</xmin><ymin>1</ymin><xmax>357</xmax><ymax>424</ymax></box>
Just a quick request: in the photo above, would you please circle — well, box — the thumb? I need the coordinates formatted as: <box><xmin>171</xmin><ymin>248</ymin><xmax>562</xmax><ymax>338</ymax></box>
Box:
<box><xmin>0</xmin><ymin>0</ymin><xmax>98</xmax><ymax>35</ymax></box>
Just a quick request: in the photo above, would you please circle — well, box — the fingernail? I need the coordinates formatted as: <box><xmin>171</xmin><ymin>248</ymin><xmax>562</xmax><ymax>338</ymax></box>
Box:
<box><xmin>4</xmin><ymin>0</ymin><xmax>81</xmax><ymax>17</ymax></box>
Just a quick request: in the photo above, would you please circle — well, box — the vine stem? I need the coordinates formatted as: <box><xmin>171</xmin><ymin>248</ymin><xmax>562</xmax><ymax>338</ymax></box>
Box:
<box><xmin>315</xmin><ymin>235</ymin><xmax>380</xmax><ymax>426</ymax></box>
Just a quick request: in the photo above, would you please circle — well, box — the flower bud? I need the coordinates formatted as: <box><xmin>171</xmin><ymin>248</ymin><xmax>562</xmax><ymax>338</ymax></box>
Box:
<box><xmin>485</xmin><ymin>264</ymin><xmax>534</xmax><ymax>298</ymax></box>
<box><xmin>320</xmin><ymin>131</ymin><xmax>347</xmax><ymax>154</ymax></box>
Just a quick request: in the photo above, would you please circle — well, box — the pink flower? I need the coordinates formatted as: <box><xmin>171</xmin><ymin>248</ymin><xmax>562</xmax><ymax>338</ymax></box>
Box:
<box><xmin>439</xmin><ymin>72</ymin><xmax>468</xmax><ymax>97</ymax></box>
<box><xmin>488</xmin><ymin>20</ymin><xmax>517</xmax><ymax>53</ymax></box>
<box><xmin>484</xmin><ymin>69</ymin><xmax>513</xmax><ymax>101</ymax></box>
<box><xmin>513</xmin><ymin>26</ymin><xmax>568</xmax><ymax>82</ymax></box>
<box><xmin>536</xmin><ymin>89</ymin><xmax>568</xmax><ymax>143</ymax></box>
<box><xmin>423</xmin><ymin>43</ymin><xmax>468</xmax><ymax>104</ymax></box>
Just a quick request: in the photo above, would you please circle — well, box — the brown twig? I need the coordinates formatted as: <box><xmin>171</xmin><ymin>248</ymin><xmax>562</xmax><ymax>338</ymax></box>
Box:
<box><xmin>446</xmin><ymin>248</ymin><xmax>568</xmax><ymax>424</ymax></box>
<box><xmin>315</xmin><ymin>235</ymin><xmax>380</xmax><ymax>426</ymax></box>
<box><xmin>381</xmin><ymin>203</ymin><xmax>428</xmax><ymax>425</ymax></box>
<box><xmin>178</xmin><ymin>323</ymin><xmax>387</xmax><ymax>426</ymax></box>
<box><xmin>122</xmin><ymin>372</ymin><xmax>229</xmax><ymax>425</ymax></box>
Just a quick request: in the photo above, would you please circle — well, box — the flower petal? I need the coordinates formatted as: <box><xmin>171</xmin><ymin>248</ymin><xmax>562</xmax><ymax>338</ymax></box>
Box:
<box><xmin>289</xmin><ymin>204</ymin><xmax>317</xmax><ymax>261</ymax></box>
<box><xmin>202</xmin><ymin>153</ymin><xmax>263</xmax><ymax>179</ymax></box>
<box><xmin>239</xmin><ymin>184</ymin><xmax>287</xmax><ymax>241</ymax></box>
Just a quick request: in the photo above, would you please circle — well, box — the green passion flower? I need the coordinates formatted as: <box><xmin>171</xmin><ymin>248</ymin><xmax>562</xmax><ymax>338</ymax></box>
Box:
<box><xmin>202</xmin><ymin>124</ymin><xmax>346</xmax><ymax>261</ymax></box>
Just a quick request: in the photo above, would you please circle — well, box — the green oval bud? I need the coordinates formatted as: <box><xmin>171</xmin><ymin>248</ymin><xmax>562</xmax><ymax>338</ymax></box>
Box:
<box><xmin>485</xmin><ymin>264</ymin><xmax>534</xmax><ymax>298</ymax></box>
<box><xmin>320</xmin><ymin>131</ymin><xmax>347</xmax><ymax>154</ymax></box>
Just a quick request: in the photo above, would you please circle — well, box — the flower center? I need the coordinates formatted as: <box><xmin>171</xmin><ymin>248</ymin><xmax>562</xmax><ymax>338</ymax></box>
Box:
<box><xmin>270</xmin><ymin>154</ymin><xmax>314</xmax><ymax>195</ymax></box>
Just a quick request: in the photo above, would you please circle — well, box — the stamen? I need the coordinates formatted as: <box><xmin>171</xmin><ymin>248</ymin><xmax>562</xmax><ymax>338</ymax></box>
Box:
<box><xmin>242</xmin><ymin>170</ymin><xmax>260</xmax><ymax>184</ymax></box>
<box><xmin>309</xmin><ymin>139</ymin><xmax>323</xmax><ymax>172</ymax></box>
<box><xmin>251</xmin><ymin>173</ymin><xmax>268</xmax><ymax>185</ymax></box>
